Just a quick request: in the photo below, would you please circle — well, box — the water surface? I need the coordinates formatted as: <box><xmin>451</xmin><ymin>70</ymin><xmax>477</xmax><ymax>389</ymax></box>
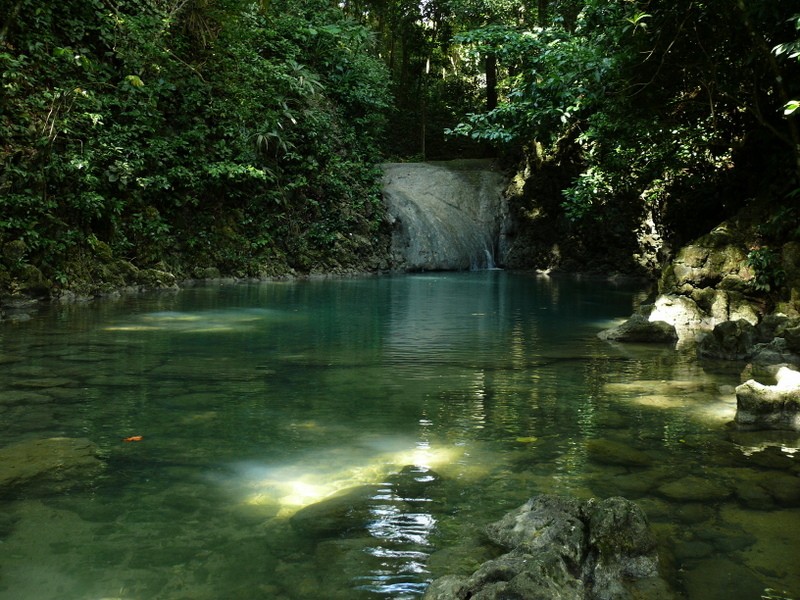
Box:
<box><xmin>0</xmin><ymin>272</ymin><xmax>798</xmax><ymax>600</ymax></box>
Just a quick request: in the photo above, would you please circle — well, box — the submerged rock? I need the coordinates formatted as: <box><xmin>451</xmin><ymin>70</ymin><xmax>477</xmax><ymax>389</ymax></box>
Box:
<box><xmin>290</xmin><ymin>484</ymin><xmax>383</xmax><ymax>537</ymax></box>
<box><xmin>657</xmin><ymin>476</ymin><xmax>733</xmax><ymax>502</ymax></box>
<box><xmin>0</xmin><ymin>437</ymin><xmax>104</xmax><ymax>497</ymax></box>
<box><xmin>586</xmin><ymin>438</ymin><xmax>653</xmax><ymax>467</ymax></box>
<box><xmin>424</xmin><ymin>495</ymin><xmax>671</xmax><ymax>600</ymax></box>
<box><xmin>735</xmin><ymin>367</ymin><xmax>800</xmax><ymax>430</ymax></box>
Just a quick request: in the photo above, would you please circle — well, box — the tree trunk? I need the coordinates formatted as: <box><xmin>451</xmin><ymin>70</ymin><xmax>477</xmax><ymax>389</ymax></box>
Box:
<box><xmin>485</xmin><ymin>53</ymin><xmax>497</xmax><ymax>112</ymax></box>
<box><xmin>537</xmin><ymin>0</ymin><xmax>548</xmax><ymax>28</ymax></box>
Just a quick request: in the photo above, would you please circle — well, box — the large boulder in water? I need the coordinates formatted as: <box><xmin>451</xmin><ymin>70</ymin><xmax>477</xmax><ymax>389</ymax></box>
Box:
<box><xmin>598</xmin><ymin>313</ymin><xmax>677</xmax><ymax>343</ymax></box>
<box><xmin>424</xmin><ymin>495</ymin><xmax>671</xmax><ymax>600</ymax></box>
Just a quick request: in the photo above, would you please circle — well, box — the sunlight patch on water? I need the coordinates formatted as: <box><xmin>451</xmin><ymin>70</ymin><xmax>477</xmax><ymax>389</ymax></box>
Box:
<box><xmin>231</xmin><ymin>442</ymin><xmax>464</xmax><ymax>517</ymax></box>
<box><xmin>604</xmin><ymin>377</ymin><xmax>739</xmax><ymax>426</ymax></box>
<box><xmin>103</xmin><ymin>309</ymin><xmax>289</xmax><ymax>333</ymax></box>
<box><xmin>692</xmin><ymin>393</ymin><xmax>738</xmax><ymax>425</ymax></box>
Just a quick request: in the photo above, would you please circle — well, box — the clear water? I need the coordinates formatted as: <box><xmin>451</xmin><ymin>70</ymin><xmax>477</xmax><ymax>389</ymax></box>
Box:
<box><xmin>0</xmin><ymin>272</ymin><xmax>798</xmax><ymax>600</ymax></box>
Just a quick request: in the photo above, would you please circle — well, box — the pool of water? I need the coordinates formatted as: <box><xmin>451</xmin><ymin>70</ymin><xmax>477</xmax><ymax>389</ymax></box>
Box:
<box><xmin>0</xmin><ymin>272</ymin><xmax>798</xmax><ymax>600</ymax></box>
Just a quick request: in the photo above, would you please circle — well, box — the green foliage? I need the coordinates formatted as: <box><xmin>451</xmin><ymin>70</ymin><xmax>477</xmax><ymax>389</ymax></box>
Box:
<box><xmin>746</xmin><ymin>248</ymin><xmax>786</xmax><ymax>293</ymax></box>
<box><xmin>759</xmin><ymin>201</ymin><xmax>800</xmax><ymax>241</ymax></box>
<box><xmin>0</xmin><ymin>0</ymin><xmax>392</xmax><ymax>291</ymax></box>
<box><xmin>442</xmin><ymin>0</ymin><xmax>799</xmax><ymax>273</ymax></box>
<box><xmin>775</xmin><ymin>13</ymin><xmax>800</xmax><ymax>115</ymax></box>
<box><xmin>447</xmin><ymin>12</ymin><xmax>623</xmax><ymax>146</ymax></box>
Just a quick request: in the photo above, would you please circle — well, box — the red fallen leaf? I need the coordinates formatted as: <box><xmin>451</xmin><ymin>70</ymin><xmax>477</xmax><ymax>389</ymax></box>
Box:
<box><xmin>122</xmin><ymin>435</ymin><xmax>143</xmax><ymax>442</ymax></box>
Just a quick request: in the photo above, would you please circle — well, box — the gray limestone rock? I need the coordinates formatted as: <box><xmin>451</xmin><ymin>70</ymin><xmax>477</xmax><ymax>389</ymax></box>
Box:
<box><xmin>735</xmin><ymin>367</ymin><xmax>800</xmax><ymax>430</ymax></box>
<box><xmin>383</xmin><ymin>160</ymin><xmax>507</xmax><ymax>271</ymax></box>
<box><xmin>424</xmin><ymin>494</ymin><xmax>670</xmax><ymax>600</ymax></box>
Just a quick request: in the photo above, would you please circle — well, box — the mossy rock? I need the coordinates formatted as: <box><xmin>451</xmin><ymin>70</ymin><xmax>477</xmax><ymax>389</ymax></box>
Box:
<box><xmin>89</xmin><ymin>238</ymin><xmax>114</xmax><ymax>262</ymax></box>
<box><xmin>290</xmin><ymin>484</ymin><xmax>384</xmax><ymax>537</ymax></box>
<box><xmin>2</xmin><ymin>239</ymin><xmax>27</xmax><ymax>264</ymax></box>
<box><xmin>658</xmin><ymin>476</ymin><xmax>733</xmax><ymax>502</ymax></box>
<box><xmin>14</xmin><ymin>263</ymin><xmax>51</xmax><ymax>295</ymax></box>
<box><xmin>193</xmin><ymin>266</ymin><xmax>221</xmax><ymax>279</ymax></box>
<box><xmin>135</xmin><ymin>268</ymin><xmax>177</xmax><ymax>288</ymax></box>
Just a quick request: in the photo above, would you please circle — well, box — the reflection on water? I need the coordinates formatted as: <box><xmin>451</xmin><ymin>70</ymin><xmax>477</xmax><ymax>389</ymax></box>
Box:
<box><xmin>0</xmin><ymin>272</ymin><xmax>798</xmax><ymax>600</ymax></box>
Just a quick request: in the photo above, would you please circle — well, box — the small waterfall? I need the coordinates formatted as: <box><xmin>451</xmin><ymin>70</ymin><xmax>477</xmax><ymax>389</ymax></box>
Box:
<box><xmin>383</xmin><ymin>160</ymin><xmax>508</xmax><ymax>271</ymax></box>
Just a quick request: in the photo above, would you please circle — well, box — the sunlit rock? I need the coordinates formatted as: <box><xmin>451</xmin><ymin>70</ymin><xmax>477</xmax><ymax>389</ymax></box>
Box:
<box><xmin>648</xmin><ymin>294</ymin><xmax>710</xmax><ymax>337</ymax></box>
<box><xmin>425</xmin><ymin>495</ymin><xmax>670</xmax><ymax>600</ymax></box>
<box><xmin>597</xmin><ymin>313</ymin><xmax>677</xmax><ymax>343</ymax></box>
<box><xmin>0</xmin><ymin>437</ymin><xmax>104</xmax><ymax>497</ymax></box>
<box><xmin>735</xmin><ymin>366</ymin><xmax>800</xmax><ymax>430</ymax></box>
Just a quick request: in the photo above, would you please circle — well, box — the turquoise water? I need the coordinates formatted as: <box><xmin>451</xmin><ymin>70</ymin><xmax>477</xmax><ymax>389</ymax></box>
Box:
<box><xmin>0</xmin><ymin>272</ymin><xmax>798</xmax><ymax>600</ymax></box>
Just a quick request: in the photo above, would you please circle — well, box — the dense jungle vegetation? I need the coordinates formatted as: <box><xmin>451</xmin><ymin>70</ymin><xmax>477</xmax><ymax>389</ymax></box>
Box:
<box><xmin>1</xmin><ymin>0</ymin><xmax>799</xmax><ymax>296</ymax></box>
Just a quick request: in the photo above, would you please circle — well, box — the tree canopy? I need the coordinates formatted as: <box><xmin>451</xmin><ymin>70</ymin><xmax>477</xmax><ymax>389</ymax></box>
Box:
<box><xmin>1</xmin><ymin>0</ymin><xmax>798</xmax><ymax>294</ymax></box>
<box><xmin>1</xmin><ymin>0</ymin><xmax>391</xmax><ymax>292</ymax></box>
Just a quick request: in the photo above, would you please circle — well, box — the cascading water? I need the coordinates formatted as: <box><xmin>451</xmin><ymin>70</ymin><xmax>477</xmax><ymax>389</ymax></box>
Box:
<box><xmin>383</xmin><ymin>160</ymin><xmax>508</xmax><ymax>271</ymax></box>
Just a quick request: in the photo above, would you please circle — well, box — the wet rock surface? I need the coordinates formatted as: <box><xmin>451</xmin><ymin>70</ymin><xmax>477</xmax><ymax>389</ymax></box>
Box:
<box><xmin>424</xmin><ymin>495</ymin><xmax>671</xmax><ymax>600</ymax></box>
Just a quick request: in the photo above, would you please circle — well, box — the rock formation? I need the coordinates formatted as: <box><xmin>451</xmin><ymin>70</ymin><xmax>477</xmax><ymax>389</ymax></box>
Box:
<box><xmin>597</xmin><ymin>313</ymin><xmax>677</xmax><ymax>343</ymax></box>
<box><xmin>735</xmin><ymin>366</ymin><xmax>800</xmax><ymax>430</ymax></box>
<box><xmin>424</xmin><ymin>495</ymin><xmax>672</xmax><ymax>600</ymax></box>
<box><xmin>383</xmin><ymin>160</ymin><xmax>508</xmax><ymax>271</ymax></box>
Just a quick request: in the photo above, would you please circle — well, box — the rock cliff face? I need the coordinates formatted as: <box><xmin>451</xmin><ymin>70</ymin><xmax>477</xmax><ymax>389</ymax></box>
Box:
<box><xmin>598</xmin><ymin>199</ymin><xmax>800</xmax><ymax>431</ymax></box>
<box><xmin>383</xmin><ymin>160</ymin><xmax>508</xmax><ymax>271</ymax></box>
<box><xmin>650</xmin><ymin>201</ymin><xmax>799</xmax><ymax>337</ymax></box>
